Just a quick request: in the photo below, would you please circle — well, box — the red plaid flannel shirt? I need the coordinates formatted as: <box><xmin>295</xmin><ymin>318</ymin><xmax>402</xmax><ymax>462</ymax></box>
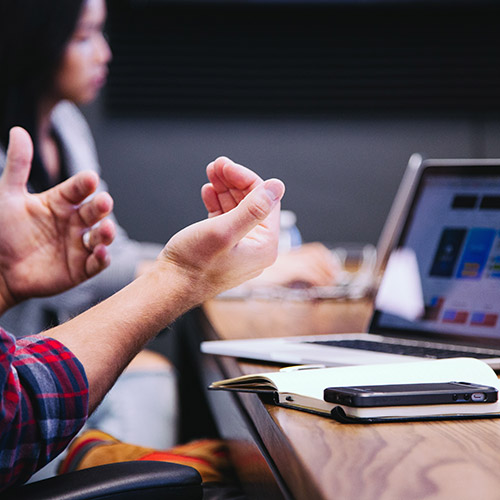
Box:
<box><xmin>0</xmin><ymin>328</ymin><xmax>88</xmax><ymax>491</ymax></box>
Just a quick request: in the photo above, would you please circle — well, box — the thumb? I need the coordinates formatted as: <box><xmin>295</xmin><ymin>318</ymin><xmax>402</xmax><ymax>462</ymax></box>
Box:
<box><xmin>214</xmin><ymin>178</ymin><xmax>285</xmax><ymax>244</ymax></box>
<box><xmin>0</xmin><ymin>127</ymin><xmax>33</xmax><ymax>192</ymax></box>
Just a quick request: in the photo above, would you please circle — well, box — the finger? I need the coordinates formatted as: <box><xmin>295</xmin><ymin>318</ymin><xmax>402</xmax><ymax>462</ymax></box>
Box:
<box><xmin>78</xmin><ymin>191</ymin><xmax>114</xmax><ymax>227</ymax></box>
<box><xmin>205</xmin><ymin>158</ymin><xmax>232</xmax><ymax>193</ymax></box>
<box><xmin>49</xmin><ymin>170</ymin><xmax>100</xmax><ymax>206</ymax></box>
<box><xmin>206</xmin><ymin>158</ymin><xmax>263</xmax><ymax>213</ymax></box>
<box><xmin>206</xmin><ymin>159</ymin><xmax>243</xmax><ymax>213</ymax></box>
<box><xmin>201</xmin><ymin>183</ymin><xmax>222</xmax><ymax>217</ymax></box>
<box><xmin>221</xmin><ymin>163</ymin><xmax>262</xmax><ymax>212</ymax></box>
<box><xmin>207</xmin><ymin>157</ymin><xmax>262</xmax><ymax>192</ymax></box>
<box><xmin>210</xmin><ymin>178</ymin><xmax>285</xmax><ymax>246</ymax></box>
<box><xmin>86</xmin><ymin>218</ymin><xmax>116</xmax><ymax>250</ymax></box>
<box><xmin>85</xmin><ymin>244</ymin><xmax>111</xmax><ymax>277</ymax></box>
<box><xmin>0</xmin><ymin>127</ymin><xmax>33</xmax><ymax>192</ymax></box>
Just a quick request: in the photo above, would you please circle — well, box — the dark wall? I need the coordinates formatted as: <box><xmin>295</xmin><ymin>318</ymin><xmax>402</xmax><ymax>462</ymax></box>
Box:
<box><xmin>83</xmin><ymin>1</ymin><xmax>500</xmax><ymax>247</ymax></box>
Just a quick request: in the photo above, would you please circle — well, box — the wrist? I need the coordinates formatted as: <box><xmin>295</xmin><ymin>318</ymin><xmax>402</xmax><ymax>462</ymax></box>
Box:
<box><xmin>138</xmin><ymin>259</ymin><xmax>215</xmax><ymax>319</ymax></box>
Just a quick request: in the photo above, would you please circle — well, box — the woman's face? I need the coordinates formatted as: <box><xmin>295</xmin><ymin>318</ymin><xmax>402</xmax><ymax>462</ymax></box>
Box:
<box><xmin>53</xmin><ymin>0</ymin><xmax>112</xmax><ymax>104</ymax></box>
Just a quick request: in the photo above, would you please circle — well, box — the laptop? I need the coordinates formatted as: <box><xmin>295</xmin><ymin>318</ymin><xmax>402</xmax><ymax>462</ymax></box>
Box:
<box><xmin>201</xmin><ymin>155</ymin><xmax>500</xmax><ymax>370</ymax></box>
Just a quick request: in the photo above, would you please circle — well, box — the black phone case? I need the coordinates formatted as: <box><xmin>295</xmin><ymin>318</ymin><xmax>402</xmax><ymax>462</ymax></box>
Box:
<box><xmin>324</xmin><ymin>382</ymin><xmax>498</xmax><ymax>407</ymax></box>
<box><xmin>330</xmin><ymin>406</ymin><xmax>500</xmax><ymax>424</ymax></box>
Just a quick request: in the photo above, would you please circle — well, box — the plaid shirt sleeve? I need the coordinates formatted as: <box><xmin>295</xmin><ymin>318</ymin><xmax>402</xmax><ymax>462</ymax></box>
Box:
<box><xmin>0</xmin><ymin>328</ymin><xmax>89</xmax><ymax>491</ymax></box>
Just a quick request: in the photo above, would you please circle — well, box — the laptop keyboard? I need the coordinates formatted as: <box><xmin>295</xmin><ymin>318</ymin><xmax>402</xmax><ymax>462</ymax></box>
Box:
<box><xmin>308</xmin><ymin>339</ymin><xmax>500</xmax><ymax>359</ymax></box>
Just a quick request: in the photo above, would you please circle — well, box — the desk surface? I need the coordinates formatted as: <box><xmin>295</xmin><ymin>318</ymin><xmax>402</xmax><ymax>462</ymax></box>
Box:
<box><xmin>199</xmin><ymin>297</ymin><xmax>500</xmax><ymax>500</ymax></box>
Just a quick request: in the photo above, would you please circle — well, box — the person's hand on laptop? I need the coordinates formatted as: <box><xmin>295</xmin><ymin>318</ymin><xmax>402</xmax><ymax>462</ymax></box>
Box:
<box><xmin>0</xmin><ymin>127</ymin><xmax>115</xmax><ymax>313</ymax></box>
<box><xmin>248</xmin><ymin>242</ymin><xmax>340</xmax><ymax>288</ymax></box>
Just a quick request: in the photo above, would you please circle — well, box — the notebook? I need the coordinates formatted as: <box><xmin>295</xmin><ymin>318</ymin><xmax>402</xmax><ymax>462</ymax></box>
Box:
<box><xmin>201</xmin><ymin>155</ymin><xmax>500</xmax><ymax>370</ymax></box>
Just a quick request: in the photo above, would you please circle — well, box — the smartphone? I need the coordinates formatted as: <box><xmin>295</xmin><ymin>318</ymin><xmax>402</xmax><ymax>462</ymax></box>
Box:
<box><xmin>323</xmin><ymin>382</ymin><xmax>498</xmax><ymax>407</ymax></box>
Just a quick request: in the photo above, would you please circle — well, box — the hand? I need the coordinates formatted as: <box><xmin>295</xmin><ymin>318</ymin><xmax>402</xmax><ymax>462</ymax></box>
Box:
<box><xmin>201</xmin><ymin>160</ymin><xmax>337</xmax><ymax>288</ymax></box>
<box><xmin>201</xmin><ymin>156</ymin><xmax>263</xmax><ymax>217</ymax></box>
<box><xmin>161</xmin><ymin>157</ymin><xmax>285</xmax><ymax>300</ymax></box>
<box><xmin>0</xmin><ymin>127</ymin><xmax>115</xmax><ymax>312</ymax></box>
<box><xmin>48</xmin><ymin>157</ymin><xmax>283</xmax><ymax>410</ymax></box>
<box><xmin>250</xmin><ymin>242</ymin><xmax>341</xmax><ymax>288</ymax></box>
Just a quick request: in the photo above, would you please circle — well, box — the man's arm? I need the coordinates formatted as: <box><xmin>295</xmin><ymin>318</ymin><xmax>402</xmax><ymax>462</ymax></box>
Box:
<box><xmin>0</xmin><ymin>155</ymin><xmax>283</xmax><ymax>492</ymax></box>
<box><xmin>0</xmin><ymin>329</ymin><xmax>88</xmax><ymax>490</ymax></box>
<box><xmin>49</xmin><ymin>158</ymin><xmax>285</xmax><ymax>410</ymax></box>
<box><xmin>0</xmin><ymin>127</ymin><xmax>115</xmax><ymax>314</ymax></box>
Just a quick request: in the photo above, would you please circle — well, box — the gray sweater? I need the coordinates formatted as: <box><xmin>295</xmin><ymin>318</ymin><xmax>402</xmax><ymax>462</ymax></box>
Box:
<box><xmin>0</xmin><ymin>101</ymin><xmax>162</xmax><ymax>336</ymax></box>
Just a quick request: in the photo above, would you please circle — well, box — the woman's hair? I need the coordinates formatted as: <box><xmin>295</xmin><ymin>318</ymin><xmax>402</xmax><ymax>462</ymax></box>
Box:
<box><xmin>0</xmin><ymin>0</ymin><xmax>84</xmax><ymax>189</ymax></box>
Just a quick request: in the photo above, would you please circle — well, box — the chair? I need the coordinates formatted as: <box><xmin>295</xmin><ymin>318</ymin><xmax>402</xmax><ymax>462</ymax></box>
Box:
<box><xmin>3</xmin><ymin>461</ymin><xmax>203</xmax><ymax>500</ymax></box>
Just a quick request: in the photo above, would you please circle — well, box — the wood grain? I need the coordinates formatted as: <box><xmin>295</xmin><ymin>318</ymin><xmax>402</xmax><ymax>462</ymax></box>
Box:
<box><xmin>202</xmin><ymin>298</ymin><xmax>500</xmax><ymax>500</ymax></box>
<box><xmin>205</xmin><ymin>297</ymin><xmax>373</xmax><ymax>340</ymax></box>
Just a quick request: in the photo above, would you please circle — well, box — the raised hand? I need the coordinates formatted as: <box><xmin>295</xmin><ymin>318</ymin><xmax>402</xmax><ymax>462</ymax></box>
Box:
<box><xmin>47</xmin><ymin>157</ymin><xmax>283</xmax><ymax>410</ymax></box>
<box><xmin>0</xmin><ymin>127</ymin><xmax>115</xmax><ymax>312</ymax></box>
<box><xmin>162</xmin><ymin>157</ymin><xmax>285</xmax><ymax>300</ymax></box>
<box><xmin>201</xmin><ymin>156</ymin><xmax>263</xmax><ymax>217</ymax></box>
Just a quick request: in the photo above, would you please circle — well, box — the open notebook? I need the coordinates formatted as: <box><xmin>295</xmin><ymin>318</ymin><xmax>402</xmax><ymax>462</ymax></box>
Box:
<box><xmin>208</xmin><ymin>358</ymin><xmax>500</xmax><ymax>422</ymax></box>
<box><xmin>202</xmin><ymin>155</ymin><xmax>500</xmax><ymax>370</ymax></box>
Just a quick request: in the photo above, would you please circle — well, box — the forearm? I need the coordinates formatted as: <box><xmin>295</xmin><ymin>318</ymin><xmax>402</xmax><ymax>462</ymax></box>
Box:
<box><xmin>46</xmin><ymin>172</ymin><xmax>284</xmax><ymax>413</ymax></box>
<box><xmin>0</xmin><ymin>274</ymin><xmax>13</xmax><ymax>316</ymax></box>
<box><xmin>47</xmin><ymin>262</ymin><xmax>201</xmax><ymax>412</ymax></box>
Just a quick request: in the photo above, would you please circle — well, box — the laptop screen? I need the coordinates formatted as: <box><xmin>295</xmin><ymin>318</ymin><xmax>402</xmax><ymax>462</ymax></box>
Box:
<box><xmin>371</xmin><ymin>163</ymin><xmax>500</xmax><ymax>346</ymax></box>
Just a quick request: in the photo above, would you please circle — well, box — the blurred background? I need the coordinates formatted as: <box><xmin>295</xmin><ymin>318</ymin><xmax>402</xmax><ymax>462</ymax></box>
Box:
<box><xmin>83</xmin><ymin>0</ymin><xmax>500</xmax><ymax>247</ymax></box>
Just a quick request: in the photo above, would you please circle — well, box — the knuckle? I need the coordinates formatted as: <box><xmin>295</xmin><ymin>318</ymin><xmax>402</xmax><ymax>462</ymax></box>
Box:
<box><xmin>247</xmin><ymin>198</ymin><xmax>270</xmax><ymax>221</ymax></box>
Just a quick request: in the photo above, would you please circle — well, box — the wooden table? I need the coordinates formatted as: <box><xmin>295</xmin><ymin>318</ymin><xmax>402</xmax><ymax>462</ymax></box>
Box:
<box><xmin>187</xmin><ymin>297</ymin><xmax>500</xmax><ymax>500</ymax></box>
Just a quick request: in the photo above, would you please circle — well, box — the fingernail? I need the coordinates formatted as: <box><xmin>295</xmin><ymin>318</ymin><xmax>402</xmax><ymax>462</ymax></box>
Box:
<box><xmin>264</xmin><ymin>179</ymin><xmax>285</xmax><ymax>201</ymax></box>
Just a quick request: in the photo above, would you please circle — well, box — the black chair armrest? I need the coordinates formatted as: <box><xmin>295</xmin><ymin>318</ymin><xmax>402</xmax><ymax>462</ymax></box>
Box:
<box><xmin>3</xmin><ymin>461</ymin><xmax>202</xmax><ymax>500</ymax></box>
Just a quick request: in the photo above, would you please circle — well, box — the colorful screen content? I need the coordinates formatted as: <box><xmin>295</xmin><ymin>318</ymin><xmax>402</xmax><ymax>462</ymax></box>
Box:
<box><xmin>377</xmin><ymin>171</ymin><xmax>500</xmax><ymax>340</ymax></box>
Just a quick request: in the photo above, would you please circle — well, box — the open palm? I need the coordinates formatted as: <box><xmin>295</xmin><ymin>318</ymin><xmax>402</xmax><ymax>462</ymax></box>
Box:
<box><xmin>0</xmin><ymin>127</ymin><xmax>115</xmax><ymax>310</ymax></box>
